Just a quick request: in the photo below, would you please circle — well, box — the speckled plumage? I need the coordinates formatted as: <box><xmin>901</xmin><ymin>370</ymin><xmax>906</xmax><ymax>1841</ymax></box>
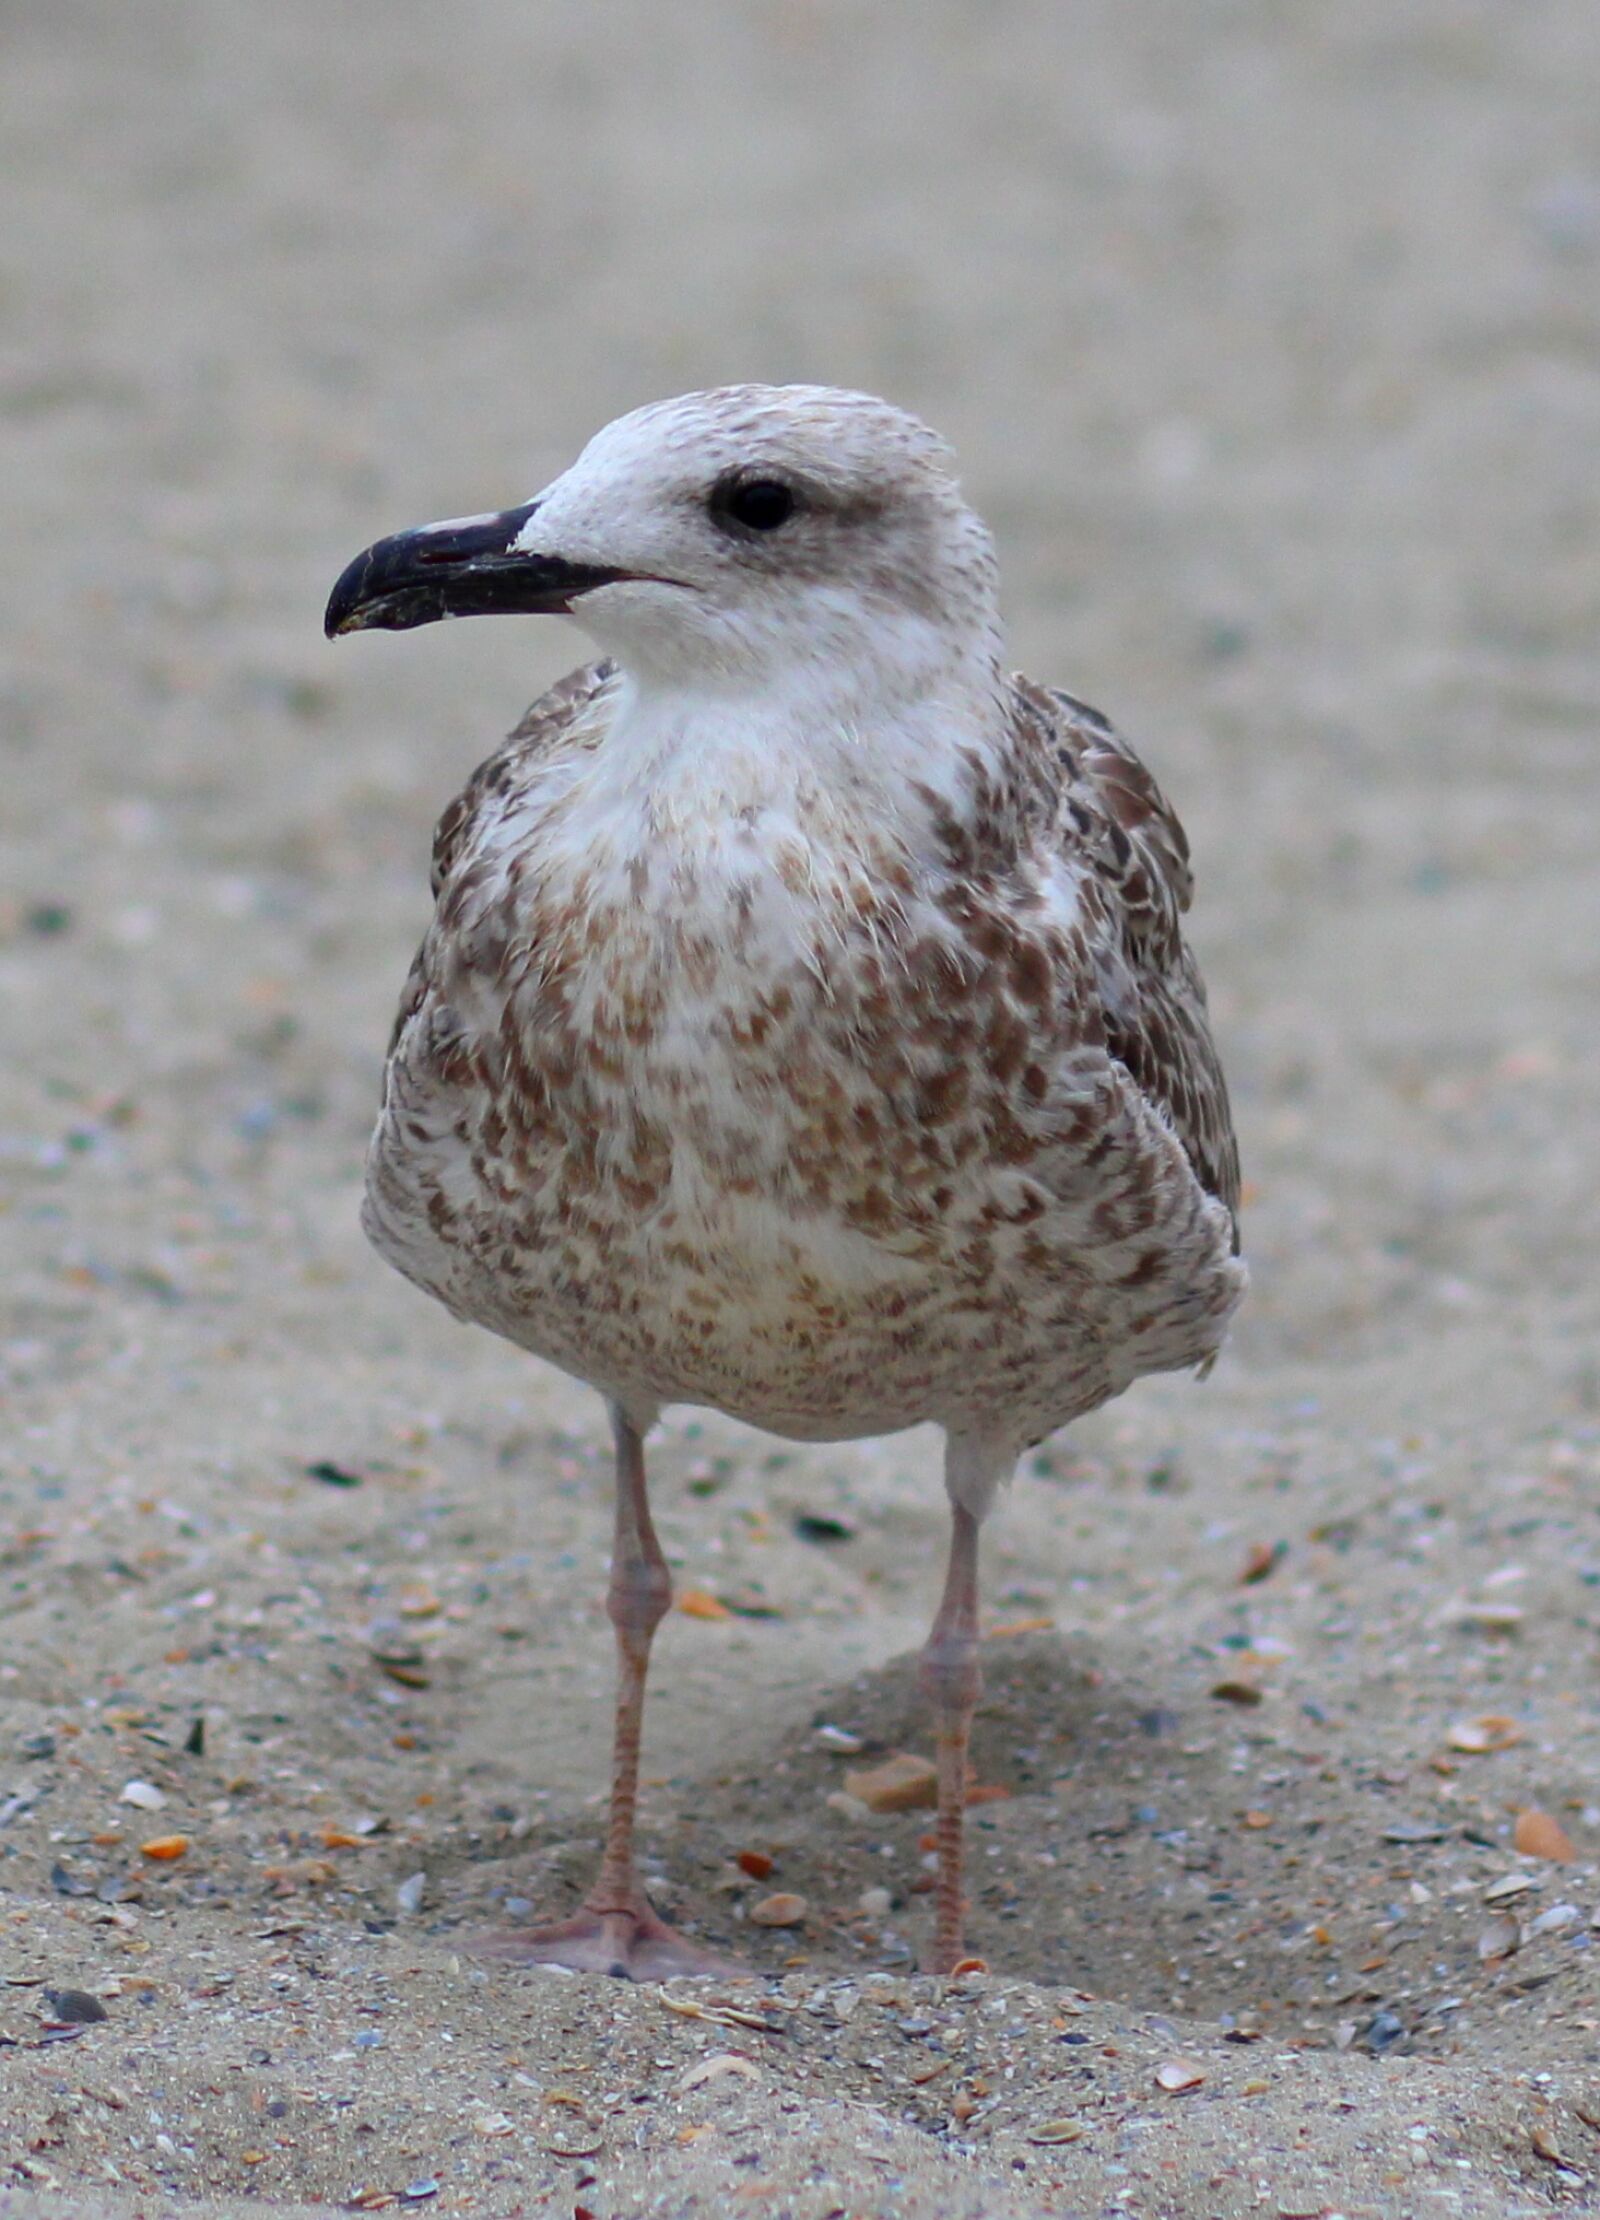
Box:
<box><xmin>334</xmin><ymin>384</ymin><xmax>1245</xmax><ymax>1972</ymax></box>
<box><xmin>366</xmin><ymin>655</ymin><xmax>1243</xmax><ymax>1470</ymax></box>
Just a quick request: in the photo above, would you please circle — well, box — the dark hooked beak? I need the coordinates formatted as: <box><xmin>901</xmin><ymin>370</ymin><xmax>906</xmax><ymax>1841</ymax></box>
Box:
<box><xmin>324</xmin><ymin>501</ymin><xmax>640</xmax><ymax>637</ymax></box>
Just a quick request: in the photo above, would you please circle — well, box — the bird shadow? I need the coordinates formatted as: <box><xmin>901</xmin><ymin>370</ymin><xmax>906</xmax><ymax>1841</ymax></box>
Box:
<box><xmin>458</xmin><ymin>1631</ymin><xmax>1345</xmax><ymax>2027</ymax></box>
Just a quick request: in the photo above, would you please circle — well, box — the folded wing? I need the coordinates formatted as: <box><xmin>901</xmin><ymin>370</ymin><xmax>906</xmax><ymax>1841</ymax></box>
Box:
<box><xmin>1014</xmin><ymin>676</ymin><xmax>1241</xmax><ymax>1249</ymax></box>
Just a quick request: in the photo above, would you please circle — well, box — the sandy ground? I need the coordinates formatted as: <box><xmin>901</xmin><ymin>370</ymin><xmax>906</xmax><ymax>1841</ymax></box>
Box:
<box><xmin>4</xmin><ymin>2</ymin><xmax>1600</xmax><ymax>2213</ymax></box>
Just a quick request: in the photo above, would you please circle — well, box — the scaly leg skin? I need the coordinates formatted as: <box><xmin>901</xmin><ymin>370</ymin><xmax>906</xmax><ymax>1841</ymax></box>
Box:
<box><xmin>476</xmin><ymin>1403</ymin><xmax>741</xmax><ymax>1980</ymax></box>
<box><xmin>919</xmin><ymin>1498</ymin><xmax>986</xmax><ymax>1976</ymax></box>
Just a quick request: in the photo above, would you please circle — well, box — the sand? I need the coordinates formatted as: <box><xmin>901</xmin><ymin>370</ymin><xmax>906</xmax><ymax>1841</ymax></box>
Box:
<box><xmin>4</xmin><ymin>2</ymin><xmax>1600</xmax><ymax>2213</ymax></box>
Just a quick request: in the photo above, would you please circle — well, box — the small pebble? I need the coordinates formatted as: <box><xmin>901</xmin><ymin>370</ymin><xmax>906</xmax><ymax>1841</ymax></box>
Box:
<box><xmin>120</xmin><ymin>1780</ymin><xmax>166</xmax><ymax>1811</ymax></box>
<box><xmin>1514</xmin><ymin>1808</ymin><xmax>1576</xmax><ymax>1863</ymax></box>
<box><xmin>844</xmin><ymin>1752</ymin><xmax>939</xmax><ymax>1813</ymax></box>
<box><xmin>793</xmin><ymin>1513</ymin><xmax>856</xmax><ymax>1544</ymax></box>
<box><xmin>1154</xmin><ymin>2058</ymin><xmax>1205</xmax><ymax>2092</ymax></box>
<box><xmin>367</xmin><ymin>1625</ymin><xmax>430</xmax><ymax>1688</ymax></box>
<box><xmin>1477</xmin><ymin>1915</ymin><xmax>1521</xmax><ymax>1962</ymax></box>
<box><xmin>1210</xmin><ymin>1679</ymin><xmax>1263</xmax><ymax>1707</ymax></box>
<box><xmin>1361</xmin><ymin>2011</ymin><xmax>1407</xmax><ymax>2054</ymax></box>
<box><xmin>749</xmin><ymin>1891</ymin><xmax>808</xmax><ymax>1927</ymax></box>
<box><xmin>680</xmin><ymin>2052</ymin><xmax>760</xmax><ymax>2090</ymax></box>
<box><xmin>1484</xmin><ymin>1872</ymin><xmax>1540</xmax><ymax>1903</ymax></box>
<box><xmin>396</xmin><ymin>1871</ymin><xmax>427</xmax><ymax>1914</ymax></box>
<box><xmin>139</xmin><ymin>1834</ymin><xmax>189</xmax><ymax>1861</ymax></box>
<box><xmin>1239</xmin><ymin>1540</ymin><xmax>1285</xmax><ymax>1584</ymax></box>
<box><xmin>1445</xmin><ymin>1714</ymin><xmax>1522</xmax><ymax>1754</ymax></box>
<box><xmin>43</xmin><ymin>1988</ymin><xmax>108</xmax><ymax>2024</ymax></box>
<box><xmin>677</xmin><ymin>1587</ymin><xmax>731</xmax><ymax>1620</ymax></box>
<box><xmin>307</xmin><ymin>1460</ymin><xmax>364</xmax><ymax>1488</ymax></box>
<box><xmin>1452</xmin><ymin>1602</ymin><xmax>1524</xmax><ymax>1633</ymax></box>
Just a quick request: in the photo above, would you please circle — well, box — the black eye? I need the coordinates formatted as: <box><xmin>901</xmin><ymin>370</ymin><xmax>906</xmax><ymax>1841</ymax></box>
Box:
<box><xmin>712</xmin><ymin>476</ymin><xmax>797</xmax><ymax>533</ymax></box>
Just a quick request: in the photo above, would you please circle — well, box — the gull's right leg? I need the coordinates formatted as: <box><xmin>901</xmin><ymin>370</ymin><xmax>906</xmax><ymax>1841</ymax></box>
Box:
<box><xmin>477</xmin><ymin>1400</ymin><xmax>740</xmax><ymax>1979</ymax></box>
<box><xmin>919</xmin><ymin>1432</ymin><xmax>1013</xmax><ymax>1973</ymax></box>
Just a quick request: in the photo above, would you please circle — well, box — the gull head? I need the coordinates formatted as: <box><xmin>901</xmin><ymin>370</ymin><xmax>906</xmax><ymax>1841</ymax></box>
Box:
<box><xmin>326</xmin><ymin>385</ymin><xmax>1001</xmax><ymax>702</ymax></box>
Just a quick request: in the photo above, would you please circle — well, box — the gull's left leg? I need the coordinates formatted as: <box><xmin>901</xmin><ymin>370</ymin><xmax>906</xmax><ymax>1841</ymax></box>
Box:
<box><xmin>920</xmin><ymin>1435</ymin><xmax>1012</xmax><ymax>1973</ymax></box>
<box><xmin>477</xmin><ymin>1399</ymin><xmax>739</xmax><ymax>1979</ymax></box>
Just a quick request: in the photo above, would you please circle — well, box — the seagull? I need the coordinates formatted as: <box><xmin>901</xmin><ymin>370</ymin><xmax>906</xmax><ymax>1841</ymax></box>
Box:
<box><xmin>326</xmin><ymin>384</ymin><xmax>1245</xmax><ymax>1978</ymax></box>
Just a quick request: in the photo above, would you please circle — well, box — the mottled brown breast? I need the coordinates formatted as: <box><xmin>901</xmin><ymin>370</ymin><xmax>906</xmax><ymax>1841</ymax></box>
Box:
<box><xmin>363</xmin><ymin>657</ymin><xmax>1243</xmax><ymax>1444</ymax></box>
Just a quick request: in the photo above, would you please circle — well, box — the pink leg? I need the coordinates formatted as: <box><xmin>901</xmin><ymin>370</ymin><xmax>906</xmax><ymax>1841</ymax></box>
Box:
<box><xmin>919</xmin><ymin>1501</ymin><xmax>985</xmax><ymax>1974</ymax></box>
<box><xmin>478</xmin><ymin>1404</ymin><xmax>739</xmax><ymax>1979</ymax></box>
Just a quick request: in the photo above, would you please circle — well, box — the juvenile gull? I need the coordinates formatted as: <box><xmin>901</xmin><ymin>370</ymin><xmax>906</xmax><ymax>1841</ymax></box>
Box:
<box><xmin>326</xmin><ymin>384</ymin><xmax>1246</xmax><ymax>1977</ymax></box>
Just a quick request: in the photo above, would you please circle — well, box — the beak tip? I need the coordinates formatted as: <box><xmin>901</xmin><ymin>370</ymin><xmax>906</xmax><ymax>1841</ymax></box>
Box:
<box><xmin>324</xmin><ymin>545</ymin><xmax>378</xmax><ymax>639</ymax></box>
